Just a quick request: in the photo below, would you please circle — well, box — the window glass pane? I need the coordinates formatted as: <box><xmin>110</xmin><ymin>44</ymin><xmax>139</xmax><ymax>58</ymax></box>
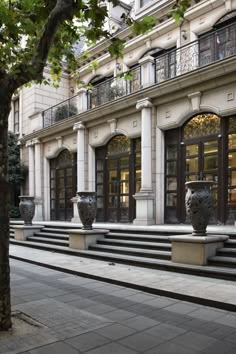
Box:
<box><xmin>97</xmin><ymin>184</ymin><xmax>103</xmax><ymax>195</ymax></box>
<box><xmin>120</xmin><ymin>196</ymin><xmax>129</xmax><ymax>207</ymax></box>
<box><xmin>228</xmin><ymin>189</ymin><xmax>236</xmax><ymax>203</ymax></box>
<box><xmin>204</xmin><ymin>140</ymin><xmax>218</xmax><ymax>153</ymax></box>
<box><xmin>135</xmin><ymin>139</ymin><xmax>141</xmax><ymax>152</ymax></box>
<box><xmin>109</xmin><ymin>182</ymin><xmax>118</xmax><ymax>194</ymax></box>
<box><xmin>97</xmin><ymin>197</ymin><xmax>103</xmax><ymax>208</ymax></box>
<box><xmin>135</xmin><ymin>153</ymin><xmax>141</xmax><ymax>165</ymax></box>
<box><xmin>108</xmin><ymin>159</ymin><xmax>117</xmax><ymax>169</ymax></box>
<box><xmin>50</xmin><ymin>169</ymin><xmax>56</xmax><ymax>178</ymax></box>
<box><xmin>184</xmin><ymin>114</ymin><xmax>220</xmax><ymax>138</ymax></box>
<box><xmin>167</xmin><ymin>177</ymin><xmax>177</xmax><ymax>191</ymax></box>
<box><xmin>166</xmin><ymin>193</ymin><xmax>177</xmax><ymax>206</ymax></box>
<box><xmin>120</xmin><ymin>169</ymin><xmax>129</xmax><ymax>181</ymax></box>
<box><xmin>109</xmin><ymin>170</ymin><xmax>117</xmax><ymax>179</ymax></box>
<box><xmin>186</xmin><ymin>144</ymin><xmax>198</xmax><ymax>156</ymax></box>
<box><xmin>136</xmin><ymin>180</ymin><xmax>141</xmax><ymax>192</ymax></box>
<box><xmin>96</xmin><ymin>172</ymin><xmax>103</xmax><ymax>183</ymax></box>
<box><xmin>166</xmin><ymin>161</ymin><xmax>176</xmax><ymax>175</ymax></box>
<box><xmin>120</xmin><ymin>157</ymin><xmax>129</xmax><ymax>168</ymax></box>
<box><xmin>229</xmin><ymin>117</ymin><xmax>236</xmax><ymax>131</ymax></box>
<box><xmin>228</xmin><ymin>134</ymin><xmax>236</xmax><ymax>149</ymax></box>
<box><xmin>229</xmin><ymin>152</ymin><xmax>236</xmax><ymax>168</ymax></box>
<box><xmin>167</xmin><ymin>145</ymin><xmax>177</xmax><ymax>159</ymax></box>
<box><xmin>204</xmin><ymin>155</ymin><xmax>218</xmax><ymax>170</ymax></box>
<box><xmin>109</xmin><ymin>195</ymin><xmax>118</xmax><ymax>207</ymax></box>
<box><xmin>186</xmin><ymin>157</ymin><xmax>198</xmax><ymax>173</ymax></box>
<box><xmin>96</xmin><ymin>160</ymin><xmax>103</xmax><ymax>170</ymax></box>
<box><xmin>120</xmin><ymin>181</ymin><xmax>129</xmax><ymax>194</ymax></box>
<box><xmin>228</xmin><ymin>171</ymin><xmax>236</xmax><ymax>186</ymax></box>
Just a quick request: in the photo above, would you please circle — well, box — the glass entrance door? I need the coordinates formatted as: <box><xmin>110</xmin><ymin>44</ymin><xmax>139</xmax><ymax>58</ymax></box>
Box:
<box><xmin>107</xmin><ymin>156</ymin><xmax>130</xmax><ymax>222</ymax></box>
<box><xmin>184</xmin><ymin>139</ymin><xmax>219</xmax><ymax>222</ymax></box>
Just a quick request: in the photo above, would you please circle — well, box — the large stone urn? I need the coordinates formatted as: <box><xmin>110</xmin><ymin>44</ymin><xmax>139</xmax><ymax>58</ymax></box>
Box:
<box><xmin>77</xmin><ymin>192</ymin><xmax>97</xmax><ymax>230</ymax></box>
<box><xmin>185</xmin><ymin>181</ymin><xmax>215</xmax><ymax>236</ymax></box>
<box><xmin>19</xmin><ymin>196</ymin><xmax>35</xmax><ymax>225</ymax></box>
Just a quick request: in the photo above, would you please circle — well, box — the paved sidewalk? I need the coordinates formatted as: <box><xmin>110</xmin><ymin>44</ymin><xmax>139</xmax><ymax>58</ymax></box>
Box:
<box><xmin>10</xmin><ymin>245</ymin><xmax>236</xmax><ymax>311</ymax></box>
<box><xmin>1</xmin><ymin>258</ymin><xmax>236</xmax><ymax>354</ymax></box>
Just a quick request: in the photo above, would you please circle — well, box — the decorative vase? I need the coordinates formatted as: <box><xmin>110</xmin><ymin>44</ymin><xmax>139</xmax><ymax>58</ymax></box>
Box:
<box><xmin>19</xmin><ymin>196</ymin><xmax>35</xmax><ymax>225</ymax></box>
<box><xmin>185</xmin><ymin>181</ymin><xmax>215</xmax><ymax>236</ymax></box>
<box><xmin>77</xmin><ymin>192</ymin><xmax>97</xmax><ymax>230</ymax></box>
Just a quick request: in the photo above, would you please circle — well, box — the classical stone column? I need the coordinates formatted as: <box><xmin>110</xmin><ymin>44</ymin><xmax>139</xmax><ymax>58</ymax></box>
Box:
<box><xmin>71</xmin><ymin>121</ymin><xmax>86</xmax><ymax>223</ymax></box>
<box><xmin>138</xmin><ymin>55</ymin><xmax>155</xmax><ymax>88</ymax></box>
<box><xmin>88</xmin><ymin>144</ymin><xmax>95</xmax><ymax>192</ymax></box>
<box><xmin>76</xmin><ymin>88</ymin><xmax>88</xmax><ymax>113</ymax></box>
<box><xmin>133</xmin><ymin>98</ymin><xmax>155</xmax><ymax>225</ymax></box>
<box><xmin>156</xmin><ymin>126</ymin><xmax>165</xmax><ymax>224</ymax></box>
<box><xmin>33</xmin><ymin>138</ymin><xmax>43</xmax><ymax>220</ymax></box>
<box><xmin>26</xmin><ymin>140</ymin><xmax>35</xmax><ymax>197</ymax></box>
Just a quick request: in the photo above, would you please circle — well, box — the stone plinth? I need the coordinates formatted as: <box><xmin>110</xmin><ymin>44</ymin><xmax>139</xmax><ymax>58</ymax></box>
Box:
<box><xmin>14</xmin><ymin>225</ymin><xmax>44</xmax><ymax>241</ymax></box>
<box><xmin>169</xmin><ymin>234</ymin><xmax>229</xmax><ymax>266</ymax></box>
<box><xmin>69</xmin><ymin>229</ymin><xmax>109</xmax><ymax>250</ymax></box>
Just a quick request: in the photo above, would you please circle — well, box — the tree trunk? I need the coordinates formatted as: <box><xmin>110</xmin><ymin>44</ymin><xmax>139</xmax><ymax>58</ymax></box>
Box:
<box><xmin>0</xmin><ymin>90</ymin><xmax>12</xmax><ymax>330</ymax></box>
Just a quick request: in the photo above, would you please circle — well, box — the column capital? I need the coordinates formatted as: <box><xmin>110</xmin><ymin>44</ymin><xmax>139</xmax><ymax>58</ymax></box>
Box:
<box><xmin>136</xmin><ymin>98</ymin><xmax>153</xmax><ymax>110</ymax></box>
<box><xmin>138</xmin><ymin>55</ymin><xmax>155</xmax><ymax>66</ymax></box>
<box><xmin>32</xmin><ymin>138</ymin><xmax>41</xmax><ymax>145</ymax></box>
<box><xmin>73</xmin><ymin>121</ymin><xmax>85</xmax><ymax>131</ymax></box>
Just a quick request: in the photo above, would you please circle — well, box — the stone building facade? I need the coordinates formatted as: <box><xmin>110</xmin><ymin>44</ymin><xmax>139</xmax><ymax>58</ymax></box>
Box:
<box><xmin>8</xmin><ymin>0</ymin><xmax>236</xmax><ymax>225</ymax></box>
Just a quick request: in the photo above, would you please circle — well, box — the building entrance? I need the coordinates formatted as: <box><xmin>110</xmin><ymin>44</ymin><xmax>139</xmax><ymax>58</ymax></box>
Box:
<box><xmin>50</xmin><ymin>150</ymin><xmax>76</xmax><ymax>221</ymax></box>
<box><xmin>96</xmin><ymin>135</ymin><xmax>141</xmax><ymax>223</ymax></box>
<box><xmin>165</xmin><ymin>114</ymin><xmax>236</xmax><ymax>224</ymax></box>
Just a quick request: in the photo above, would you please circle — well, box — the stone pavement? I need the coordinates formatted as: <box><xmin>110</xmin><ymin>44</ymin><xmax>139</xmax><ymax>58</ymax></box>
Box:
<box><xmin>1</xmin><ymin>258</ymin><xmax>236</xmax><ymax>354</ymax></box>
<box><xmin>10</xmin><ymin>245</ymin><xmax>236</xmax><ymax>311</ymax></box>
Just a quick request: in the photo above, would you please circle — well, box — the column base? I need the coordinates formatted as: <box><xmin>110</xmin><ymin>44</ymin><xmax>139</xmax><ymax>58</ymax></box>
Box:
<box><xmin>169</xmin><ymin>234</ymin><xmax>229</xmax><ymax>266</ymax></box>
<box><xmin>133</xmin><ymin>192</ymin><xmax>155</xmax><ymax>225</ymax></box>
<box><xmin>68</xmin><ymin>229</ymin><xmax>109</xmax><ymax>250</ymax></box>
<box><xmin>14</xmin><ymin>225</ymin><xmax>44</xmax><ymax>241</ymax></box>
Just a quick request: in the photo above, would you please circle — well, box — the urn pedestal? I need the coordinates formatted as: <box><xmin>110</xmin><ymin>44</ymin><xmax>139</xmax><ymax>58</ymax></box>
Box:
<box><xmin>169</xmin><ymin>181</ymin><xmax>229</xmax><ymax>265</ymax></box>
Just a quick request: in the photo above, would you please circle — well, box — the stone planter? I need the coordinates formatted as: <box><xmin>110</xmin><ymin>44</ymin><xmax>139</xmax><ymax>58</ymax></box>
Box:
<box><xmin>77</xmin><ymin>192</ymin><xmax>97</xmax><ymax>230</ymax></box>
<box><xmin>19</xmin><ymin>196</ymin><xmax>35</xmax><ymax>225</ymax></box>
<box><xmin>185</xmin><ymin>181</ymin><xmax>215</xmax><ymax>236</ymax></box>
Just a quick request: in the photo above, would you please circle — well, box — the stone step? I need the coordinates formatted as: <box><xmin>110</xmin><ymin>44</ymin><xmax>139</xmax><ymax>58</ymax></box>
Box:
<box><xmin>34</xmin><ymin>232</ymin><xmax>69</xmax><ymax>240</ymax></box>
<box><xmin>89</xmin><ymin>244</ymin><xmax>171</xmax><ymax>260</ymax></box>
<box><xmin>224</xmin><ymin>239</ymin><xmax>236</xmax><ymax>248</ymax></box>
<box><xmin>216</xmin><ymin>248</ymin><xmax>236</xmax><ymax>257</ymax></box>
<box><xmin>208</xmin><ymin>256</ymin><xmax>236</xmax><ymax>267</ymax></box>
<box><xmin>27</xmin><ymin>236</ymin><xmax>69</xmax><ymax>247</ymax></box>
<box><xmin>10</xmin><ymin>240</ymin><xmax>236</xmax><ymax>280</ymax></box>
<box><xmin>42</xmin><ymin>227</ymin><xmax>72</xmax><ymax>234</ymax></box>
<box><xmin>106</xmin><ymin>232</ymin><xmax>171</xmax><ymax>243</ymax></box>
<box><xmin>97</xmin><ymin>238</ymin><xmax>171</xmax><ymax>250</ymax></box>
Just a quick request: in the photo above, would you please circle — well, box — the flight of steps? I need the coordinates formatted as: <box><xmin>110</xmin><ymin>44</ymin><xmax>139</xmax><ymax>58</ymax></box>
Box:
<box><xmin>208</xmin><ymin>234</ymin><xmax>236</xmax><ymax>268</ymax></box>
<box><xmin>10</xmin><ymin>222</ymin><xmax>236</xmax><ymax>280</ymax></box>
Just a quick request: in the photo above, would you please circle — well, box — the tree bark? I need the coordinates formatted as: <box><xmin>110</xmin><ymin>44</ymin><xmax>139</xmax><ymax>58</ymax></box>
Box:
<box><xmin>0</xmin><ymin>84</ymin><xmax>13</xmax><ymax>330</ymax></box>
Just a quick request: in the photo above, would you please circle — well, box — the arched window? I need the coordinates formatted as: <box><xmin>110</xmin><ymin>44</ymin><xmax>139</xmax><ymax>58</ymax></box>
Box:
<box><xmin>183</xmin><ymin>113</ymin><xmax>221</xmax><ymax>139</ymax></box>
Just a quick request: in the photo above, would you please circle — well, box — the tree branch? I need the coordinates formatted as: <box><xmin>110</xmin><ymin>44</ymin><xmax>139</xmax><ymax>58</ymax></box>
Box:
<box><xmin>9</xmin><ymin>0</ymin><xmax>76</xmax><ymax>91</ymax></box>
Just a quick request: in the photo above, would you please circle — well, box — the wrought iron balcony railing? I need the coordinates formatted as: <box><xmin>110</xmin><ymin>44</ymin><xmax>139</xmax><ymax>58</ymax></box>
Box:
<box><xmin>42</xmin><ymin>22</ymin><xmax>236</xmax><ymax>128</ymax></box>
<box><xmin>43</xmin><ymin>95</ymin><xmax>80</xmax><ymax>128</ymax></box>
<box><xmin>87</xmin><ymin>66</ymin><xmax>141</xmax><ymax>109</ymax></box>
<box><xmin>155</xmin><ymin>22</ymin><xmax>236</xmax><ymax>83</ymax></box>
